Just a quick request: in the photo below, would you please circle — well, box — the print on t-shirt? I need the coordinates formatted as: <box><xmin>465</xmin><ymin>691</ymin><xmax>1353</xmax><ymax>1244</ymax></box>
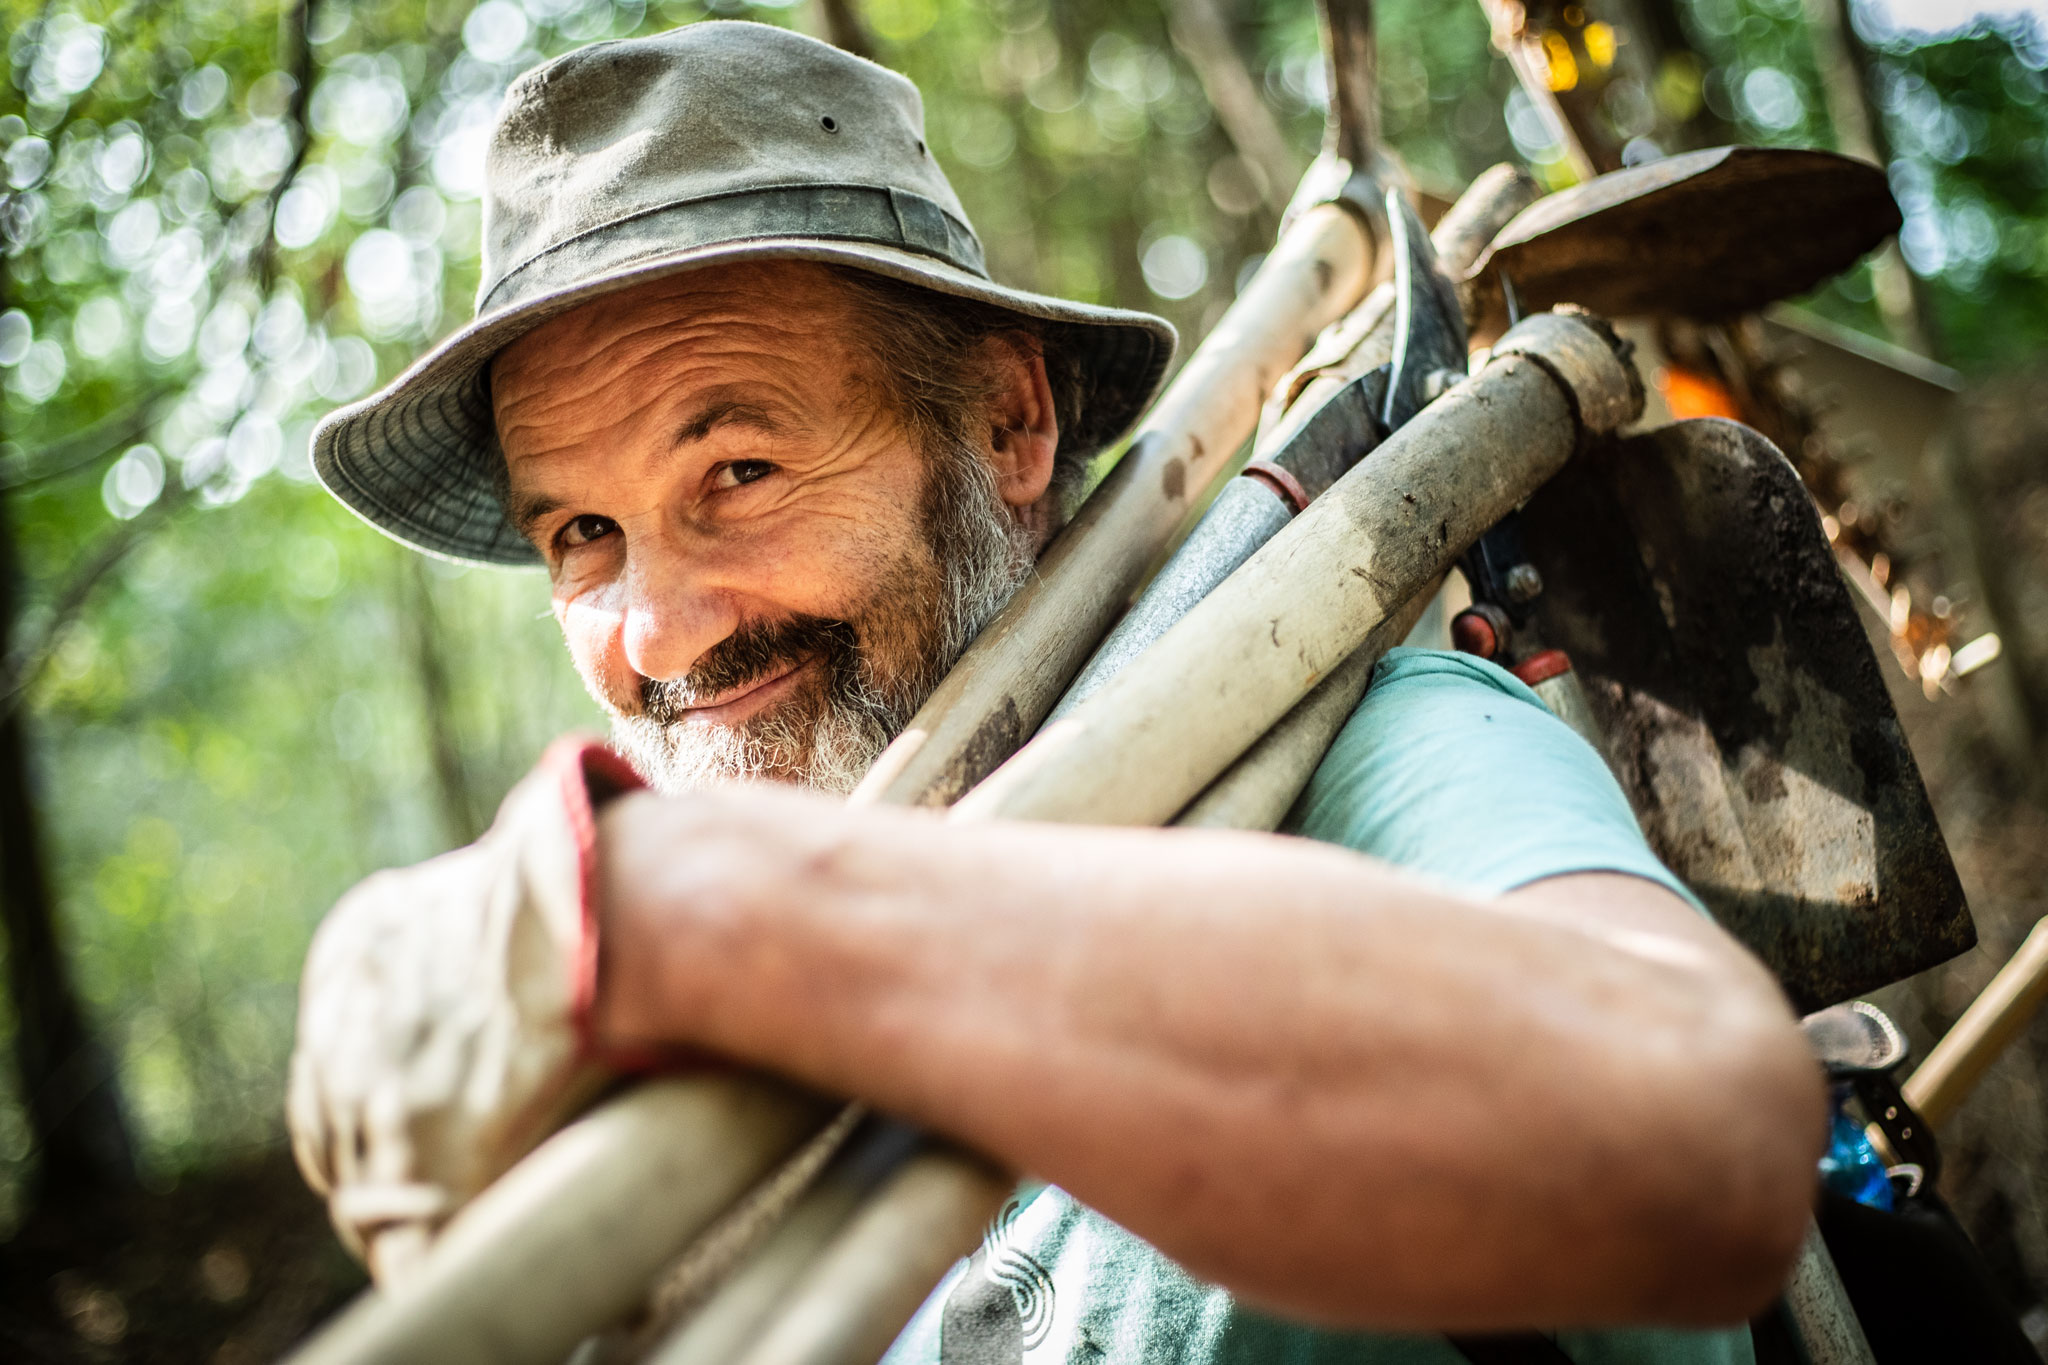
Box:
<box><xmin>941</xmin><ymin>1197</ymin><xmax>1054</xmax><ymax>1364</ymax></box>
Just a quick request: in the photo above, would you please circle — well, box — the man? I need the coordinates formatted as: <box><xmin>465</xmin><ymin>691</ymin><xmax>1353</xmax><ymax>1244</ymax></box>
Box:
<box><xmin>290</xmin><ymin>20</ymin><xmax>1823</xmax><ymax>1364</ymax></box>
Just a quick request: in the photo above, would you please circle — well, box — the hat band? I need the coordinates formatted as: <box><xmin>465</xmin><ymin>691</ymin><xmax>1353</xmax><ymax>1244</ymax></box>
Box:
<box><xmin>480</xmin><ymin>182</ymin><xmax>990</xmax><ymax>315</ymax></box>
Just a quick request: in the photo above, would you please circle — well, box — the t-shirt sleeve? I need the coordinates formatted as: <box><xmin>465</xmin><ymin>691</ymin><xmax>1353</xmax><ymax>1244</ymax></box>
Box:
<box><xmin>1284</xmin><ymin>647</ymin><xmax>1703</xmax><ymax>911</ymax></box>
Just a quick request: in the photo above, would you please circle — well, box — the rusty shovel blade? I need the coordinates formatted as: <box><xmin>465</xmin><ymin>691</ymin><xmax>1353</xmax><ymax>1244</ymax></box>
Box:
<box><xmin>1464</xmin><ymin>146</ymin><xmax>1902</xmax><ymax>334</ymax></box>
<box><xmin>1518</xmin><ymin>417</ymin><xmax>1972</xmax><ymax>1010</ymax></box>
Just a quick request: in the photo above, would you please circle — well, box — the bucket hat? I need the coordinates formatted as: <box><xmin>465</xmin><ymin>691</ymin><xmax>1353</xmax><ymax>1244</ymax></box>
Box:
<box><xmin>312</xmin><ymin>21</ymin><xmax>1179</xmax><ymax>566</ymax></box>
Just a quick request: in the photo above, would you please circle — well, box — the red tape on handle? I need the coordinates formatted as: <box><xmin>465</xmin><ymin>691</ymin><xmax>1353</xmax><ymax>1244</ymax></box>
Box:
<box><xmin>1240</xmin><ymin>460</ymin><xmax>1311</xmax><ymax>515</ymax></box>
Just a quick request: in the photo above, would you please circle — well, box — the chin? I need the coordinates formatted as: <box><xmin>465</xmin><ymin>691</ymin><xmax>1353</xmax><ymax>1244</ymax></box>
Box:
<box><xmin>606</xmin><ymin>702</ymin><xmax>891</xmax><ymax>796</ymax></box>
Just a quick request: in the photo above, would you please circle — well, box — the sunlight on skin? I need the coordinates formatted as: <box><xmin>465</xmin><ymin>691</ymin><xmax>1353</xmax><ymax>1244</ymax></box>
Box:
<box><xmin>490</xmin><ymin>263</ymin><xmax>945</xmax><ymax>727</ymax></box>
<box><xmin>488</xmin><ymin>262</ymin><xmax>1061</xmax><ymax>773</ymax></box>
<box><xmin>475</xmin><ymin>269</ymin><xmax>1826</xmax><ymax>1331</ymax></box>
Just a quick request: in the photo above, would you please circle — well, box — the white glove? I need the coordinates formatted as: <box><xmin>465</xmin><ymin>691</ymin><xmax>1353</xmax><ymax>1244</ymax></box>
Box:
<box><xmin>287</xmin><ymin>737</ymin><xmax>646</xmax><ymax>1283</ymax></box>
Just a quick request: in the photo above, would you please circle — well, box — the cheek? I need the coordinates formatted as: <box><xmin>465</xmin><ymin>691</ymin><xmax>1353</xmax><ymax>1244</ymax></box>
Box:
<box><xmin>764</xmin><ymin>510</ymin><xmax>926</xmax><ymax>616</ymax></box>
<box><xmin>757</xmin><ymin>464</ymin><xmax>936</xmax><ymax>607</ymax></box>
<box><xmin>555</xmin><ymin>581</ymin><xmax>630</xmax><ymax>692</ymax></box>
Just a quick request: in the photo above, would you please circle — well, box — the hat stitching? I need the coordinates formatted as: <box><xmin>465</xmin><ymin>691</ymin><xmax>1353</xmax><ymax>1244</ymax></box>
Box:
<box><xmin>480</xmin><ymin>182</ymin><xmax>985</xmax><ymax>314</ymax></box>
<box><xmin>321</xmin><ymin>243</ymin><xmax>1173</xmax><ymax>567</ymax></box>
<box><xmin>335</xmin><ymin>407</ymin><xmax>535</xmax><ymax>564</ymax></box>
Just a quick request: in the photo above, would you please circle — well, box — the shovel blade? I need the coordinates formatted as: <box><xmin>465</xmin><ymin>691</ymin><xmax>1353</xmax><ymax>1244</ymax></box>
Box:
<box><xmin>1519</xmin><ymin>417</ymin><xmax>1972</xmax><ymax>1010</ymax></box>
<box><xmin>1466</xmin><ymin>147</ymin><xmax>1901</xmax><ymax>332</ymax></box>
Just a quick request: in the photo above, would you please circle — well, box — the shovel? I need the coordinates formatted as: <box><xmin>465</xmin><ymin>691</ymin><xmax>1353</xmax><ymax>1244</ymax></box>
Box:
<box><xmin>1514</xmin><ymin>417</ymin><xmax>1973</xmax><ymax>1010</ymax></box>
<box><xmin>1463</xmin><ymin>145</ymin><xmax>1901</xmax><ymax>337</ymax></box>
<box><xmin>290</xmin><ymin>89</ymin><xmax>1929</xmax><ymax>1365</ymax></box>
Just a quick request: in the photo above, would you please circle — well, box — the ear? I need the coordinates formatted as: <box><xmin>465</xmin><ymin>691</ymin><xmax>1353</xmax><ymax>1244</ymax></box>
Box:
<box><xmin>979</xmin><ymin>335</ymin><xmax>1060</xmax><ymax>511</ymax></box>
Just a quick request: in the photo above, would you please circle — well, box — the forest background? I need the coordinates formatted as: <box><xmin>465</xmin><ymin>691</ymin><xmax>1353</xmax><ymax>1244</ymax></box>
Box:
<box><xmin>2</xmin><ymin>0</ymin><xmax>2047</xmax><ymax>1358</ymax></box>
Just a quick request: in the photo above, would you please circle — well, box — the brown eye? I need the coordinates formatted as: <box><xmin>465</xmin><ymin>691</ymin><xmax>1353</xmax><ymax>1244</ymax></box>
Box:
<box><xmin>559</xmin><ymin>514</ymin><xmax>617</xmax><ymax>548</ymax></box>
<box><xmin>715</xmin><ymin>460</ymin><xmax>775</xmax><ymax>490</ymax></box>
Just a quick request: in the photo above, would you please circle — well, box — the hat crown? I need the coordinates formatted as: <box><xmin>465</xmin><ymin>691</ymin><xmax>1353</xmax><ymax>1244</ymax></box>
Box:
<box><xmin>479</xmin><ymin>22</ymin><xmax>979</xmax><ymax>312</ymax></box>
<box><xmin>312</xmin><ymin>23</ymin><xmax>1173</xmax><ymax>568</ymax></box>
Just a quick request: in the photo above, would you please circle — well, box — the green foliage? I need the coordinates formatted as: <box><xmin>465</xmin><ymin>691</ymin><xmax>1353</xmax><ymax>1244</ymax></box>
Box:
<box><xmin>0</xmin><ymin>0</ymin><xmax>2039</xmax><ymax>1223</ymax></box>
<box><xmin>1674</xmin><ymin>0</ymin><xmax>2048</xmax><ymax>366</ymax></box>
<box><xmin>1877</xmin><ymin>28</ymin><xmax>2048</xmax><ymax>368</ymax></box>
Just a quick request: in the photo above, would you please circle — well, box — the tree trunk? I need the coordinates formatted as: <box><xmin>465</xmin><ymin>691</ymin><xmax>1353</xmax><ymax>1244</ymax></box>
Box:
<box><xmin>811</xmin><ymin>0</ymin><xmax>876</xmax><ymax>63</ymax></box>
<box><xmin>1804</xmin><ymin>0</ymin><xmax>1937</xmax><ymax>356</ymax></box>
<box><xmin>1628</xmin><ymin>0</ymin><xmax>1736</xmax><ymax>148</ymax></box>
<box><xmin>0</xmin><ymin>498</ymin><xmax>137</xmax><ymax>1207</ymax></box>
<box><xmin>1168</xmin><ymin>0</ymin><xmax>1304</xmax><ymax>214</ymax></box>
<box><xmin>401</xmin><ymin>555</ymin><xmax>483</xmax><ymax>848</ymax></box>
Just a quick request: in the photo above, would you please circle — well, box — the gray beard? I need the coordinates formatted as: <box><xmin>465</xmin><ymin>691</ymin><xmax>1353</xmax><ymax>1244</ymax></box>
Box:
<box><xmin>604</xmin><ymin>440</ymin><xmax>1036</xmax><ymax>794</ymax></box>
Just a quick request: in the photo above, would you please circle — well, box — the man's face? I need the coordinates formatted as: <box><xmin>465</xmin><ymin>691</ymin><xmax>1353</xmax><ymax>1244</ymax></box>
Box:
<box><xmin>491</xmin><ymin>261</ymin><xmax>1044</xmax><ymax>792</ymax></box>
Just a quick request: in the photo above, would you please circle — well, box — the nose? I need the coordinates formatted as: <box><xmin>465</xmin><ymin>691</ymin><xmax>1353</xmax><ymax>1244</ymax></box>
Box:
<box><xmin>618</xmin><ymin>535</ymin><xmax>737</xmax><ymax>684</ymax></box>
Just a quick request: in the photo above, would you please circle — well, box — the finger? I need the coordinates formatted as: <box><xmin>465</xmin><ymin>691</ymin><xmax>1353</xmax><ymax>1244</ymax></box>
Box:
<box><xmin>367</xmin><ymin>1222</ymin><xmax>436</xmax><ymax>1289</ymax></box>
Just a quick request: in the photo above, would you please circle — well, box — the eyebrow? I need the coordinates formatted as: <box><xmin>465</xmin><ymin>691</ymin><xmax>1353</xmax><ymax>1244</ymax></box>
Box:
<box><xmin>507</xmin><ymin>491</ymin><xmax>562</xmax><ymax>542</ymax></box>
<box><xmin>503</xmin><ymin>395</ymin><xmax>788</xmax><ymax>544</ymax></box>
<box><xmin>674</xmin><ymin>398</ymin><xmax>781</xmax><ymax>447</ymax></box>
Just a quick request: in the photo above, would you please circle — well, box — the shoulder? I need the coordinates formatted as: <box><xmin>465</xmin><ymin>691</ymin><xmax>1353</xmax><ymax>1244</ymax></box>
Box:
<box><xmin>1358</xmin><ymin>644</ymin><xmax>1554</xmax><ymax>711</ymax></box>
<box><xmin>1298</xmin><ymin>646</ymin><xmax>1586</xmax><ymax>813</ymax></box>
<box><xmin>1286</xmin><ymin>649</ymin><xmax>1698</xmax><ymax>907</ymax></box>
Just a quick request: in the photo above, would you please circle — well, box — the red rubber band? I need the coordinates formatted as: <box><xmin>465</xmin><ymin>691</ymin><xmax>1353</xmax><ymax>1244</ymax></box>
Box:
<box><xmin>1450</xmin><ymin>609</ymin><xmax>1501</xmax><ymax>660</ymax></box>
<box><xmin>1241</xmin><ymin>460</ymin><xmax>1312</xmax><ymax>514</ymax></box>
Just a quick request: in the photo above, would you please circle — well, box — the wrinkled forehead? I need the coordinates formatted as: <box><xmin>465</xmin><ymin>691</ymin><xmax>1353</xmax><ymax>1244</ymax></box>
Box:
<box><xmin>489</xmin><ymin>261</ymin><xmax>871</xmax><ymax>422</ymax></box>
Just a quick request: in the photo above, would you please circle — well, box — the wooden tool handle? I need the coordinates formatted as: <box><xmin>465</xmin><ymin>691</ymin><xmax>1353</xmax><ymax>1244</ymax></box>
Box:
<box><xmin>952</xmin><ymin>311</ymin><xmax>1640</xmax><ymax>832</ymax></box>
<box><xmin>288</xmin><ymin>1077</ymin><xmax>836</xmax><ymax>1365</ymax></box>
<box><xmin>730</xmin><ymin>1149</ymin><xmax>1011</xmax><ymax>1365</ymax></box>
<box><xmin>1903</xmin><ymin>916</ymin><xmax>2048</xmax><ymax>1129</ymax></box>
<box><xmin>855</xmin><ymin>201</ymin><xmax>1374</xmax><ymax>811</ymax></box>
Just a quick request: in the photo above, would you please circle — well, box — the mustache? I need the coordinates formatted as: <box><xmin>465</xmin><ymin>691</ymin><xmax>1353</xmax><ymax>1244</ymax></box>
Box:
<box><xmin>640</xmin><ymin>614</ymin><xmax>859</xmax><ymax>722</ymax></box>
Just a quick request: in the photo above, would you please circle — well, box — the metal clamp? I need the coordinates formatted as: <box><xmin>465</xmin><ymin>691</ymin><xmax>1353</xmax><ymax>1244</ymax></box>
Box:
<box><xmin>1492</xmin><ymin>308</ymin><xmax>1644</xmax><ymax>437</ymax></box>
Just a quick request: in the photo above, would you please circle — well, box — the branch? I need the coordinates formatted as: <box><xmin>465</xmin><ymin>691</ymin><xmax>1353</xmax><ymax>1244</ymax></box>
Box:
<box><xmin>812</xmin><ymin>0</ymin><xmax>877</xmax><ymax>62</ymax></box>
<box><xmin>1803</xmin><ymin>0</ymin><xmax>1935</xmax><ymax>355</ymax></box>
<box><xmin>0</xmin><ymin>390</ymin><xmax>174</xmax><ymax>490</ymax></box>
<box><xmin>1168</xmin><ymin>0</ymin><xmax>1305</xmax><ymax>213</ymax></box>
<box><xmin>401</xmin><ymin>554</ymin><xmax>483</xmax><ymax>846</ymax></box>
<box><xmin>0</xmin><ymin>482</ymin><xmax>194</xmax><ymax>720</ymax></box>
<box><xmin>1476</xmin><ymin>0</ymin><xmax>1599</xmax><ymax>180</ymax></box>
<box><xmin>0</xmin><ymin>0</ymin><xmax>323</xmax><ymax>713</ymax></box>
<box><xmin>259</xmin><ymin>0</ymin><xmax>322</xmax><ymax>291</ymax></box>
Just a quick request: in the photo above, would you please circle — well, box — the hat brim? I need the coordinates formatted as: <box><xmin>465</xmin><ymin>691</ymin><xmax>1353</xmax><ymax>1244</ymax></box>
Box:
<box><xmin>312</xmin><ymin>239</ymin><xmax>1178</xmax><ymax>567</ymax></box>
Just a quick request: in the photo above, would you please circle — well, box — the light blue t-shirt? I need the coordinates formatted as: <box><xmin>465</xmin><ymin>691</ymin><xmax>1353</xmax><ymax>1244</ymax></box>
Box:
<box><xmin>883</xmin><ymin>649</ymin><xmax>1751</xmax><ymax>1365</ymax></box>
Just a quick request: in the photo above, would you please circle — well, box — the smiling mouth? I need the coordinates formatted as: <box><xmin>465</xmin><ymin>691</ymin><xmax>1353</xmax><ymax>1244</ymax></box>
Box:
<box><xmin>671</xmin><ymin>655</ymin><xmax>816</xmax><ymax>723</ymax></box>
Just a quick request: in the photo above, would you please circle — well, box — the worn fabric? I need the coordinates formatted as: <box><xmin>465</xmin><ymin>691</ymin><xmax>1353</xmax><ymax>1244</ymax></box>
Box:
<box><xmin>287</xmin><ymin>738</ymin><xmax>642</xmax><ymax>1284</ymax></box>
<box><xmin>881</xmin><ymin>648</ymin><xmax>1750</xmax><ymax>1365</ymax></box>
<box><xmin>311</xmin><ymin>21</ymin><xmax>1175</xmax><ymax>566</ymax></box>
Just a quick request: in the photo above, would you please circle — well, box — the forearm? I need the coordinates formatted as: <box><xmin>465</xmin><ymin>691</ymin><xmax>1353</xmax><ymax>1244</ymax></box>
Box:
<box><xmin>593</xmin><ymin>790</ymin><xmax>1822</xmax><ymax>1329</ymax></box>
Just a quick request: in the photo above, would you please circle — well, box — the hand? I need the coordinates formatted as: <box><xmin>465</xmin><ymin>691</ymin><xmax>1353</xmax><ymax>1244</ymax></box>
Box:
<box><xmin>286</xmin><ymin>738</ymin><xmax>644</xmax><ymax>1283</ymax></box>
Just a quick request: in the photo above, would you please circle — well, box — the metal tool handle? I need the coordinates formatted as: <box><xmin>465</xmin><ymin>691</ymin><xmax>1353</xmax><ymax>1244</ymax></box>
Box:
<box><xmin>1781</xmin><ymin>1220</ymin><xmax>1880</xmax><ymax>1365</ymax></box>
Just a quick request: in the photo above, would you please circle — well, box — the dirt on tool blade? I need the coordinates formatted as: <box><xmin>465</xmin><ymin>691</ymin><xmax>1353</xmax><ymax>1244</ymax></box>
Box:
<box><xmin>1520</xmin><ymin>417</ymin><xmax>1971</xmax><ymax>1010</ymax></box>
